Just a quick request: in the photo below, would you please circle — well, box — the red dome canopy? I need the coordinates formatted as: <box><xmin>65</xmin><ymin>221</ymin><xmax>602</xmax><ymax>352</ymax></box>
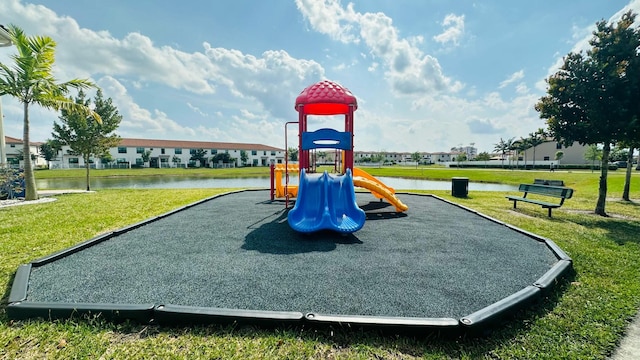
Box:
<box><xmin>295</xmin><ymin>80</ymin><xmax>358</xmax><ymax>115</ymax></box>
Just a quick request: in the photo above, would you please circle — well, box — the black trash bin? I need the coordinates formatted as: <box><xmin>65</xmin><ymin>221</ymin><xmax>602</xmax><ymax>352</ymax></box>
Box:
<box><xmin>451</xmin><ymin>177</ymin><xmax>469</xmax><ymax>197</ymax></box>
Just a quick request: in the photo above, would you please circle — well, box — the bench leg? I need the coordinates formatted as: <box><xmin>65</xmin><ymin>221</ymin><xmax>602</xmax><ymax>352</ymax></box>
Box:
<box><xmin>548</xmin><ymin>208</ymin><xmax>552</xmax><ymax>217</ymax></box>
<box><xmin>512</xmin><ymin>200</ymin><xmax>517</xmax><ymax>209</ymax></box>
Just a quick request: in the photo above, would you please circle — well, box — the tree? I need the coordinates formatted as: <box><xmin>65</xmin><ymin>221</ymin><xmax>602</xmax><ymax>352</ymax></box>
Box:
<box><xmin>190</xmin><ymin>148</ymin><xmax>208</xmax><ymax>167</ymax></box>
<box><xmin>211</xmin><ymin>152</ymin><xmax>231</xmax><ymax>165</ymax></box>
<box><xmin>618</xmin><ymin>140</ymin><xmax>640</xmax><ymax>201</ymax></box>
<box><xmin>609</xmin><ymin>146</ymin><xmax>629</xmax><ymax>162</ymax></box>
<box><xmin>317</xmin><ymin>151</ymin><xmax>327</xmax><ymax>165</ymax></box>
<box><xmin>0</xmin><ymin>25</ymin><xmax>99</xmax><ymax>200</ymax></box>
<box><xmin>287</xmin><ymin>147</ymin><xmax>298</xmax><ymax>161</ymax></box>
<box><xmin>240</xmin><ymin>150</ymin><xmax>248</xmax><ymax>166</ymax></box>
<box><xmin>535</xmin><ymin>12</ymin><xmax>640</xmax><ymax>216</ymax></box>
<box><xmin>584</xmin><ymin>145</ymin><xmax>603</xmax><ymax>173</ymax></box>
<box><xmin>517</xmin><ymin>137</ymin><xmax>532</xmax><ymax>169</ymax></box>
<box><xmin>141</xmin><ymin>150</ymin><xmax>152</xmax><ymax>167</ymax></box>
<box><xmin>411</xmin><ymin>151</ymin><xmax>422</xmax><ymax>168</ymax></box>
<box><xmin>622</xmin><ymin>147</ymin><xmax>635</xmax><ymax>201</ymax></box>
<box><xmin>493</xmin><ymin>137</ymin><xmax>511</xmax><ymax>168</ymax></box>
<box><xmin>172</xmin><ymin>155</ymin><xmax>181</xmax><ymax>168</ymax></box>
<box><xmin>455</xmin><ymin>152</ymin><xmax>467</xmax><ymax>167</ymax></box>
<box><xmin>52</xmin><ymin>90</ymin><xmax>121</xmax><ymax>191</ymax></box>
<box><xmin>507</xmin><ymin>140</ymin><xmax>520</xmax><ymax>170</ymax></box>
<box><xmin>504</xmin><ymin>137</ymin><xmax>515</xmax><ymax>169</ymax></box>
<box><xmin>476</xmin><ymin>152</ymin><xmax>491</xmax><ymax>167</ymax></box>
<box><xmin>528</xmin><ymin>128</ymin><xmax>547</xmax><ymax>169</ymax></box>
<box><xmin>554</xmin><ymin>151</ymin><xmax>564</xmax><ymax>170</ymax></box>
<box><xmin>39</xmin><ymin>139</ymin><xmax>59</xmax><ymax>168</ymax></box>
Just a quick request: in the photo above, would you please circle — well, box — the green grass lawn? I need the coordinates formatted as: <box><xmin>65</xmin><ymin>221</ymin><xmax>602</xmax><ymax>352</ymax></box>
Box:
<box><xmin>2</xmin><ymin>168</ymin><xmax>639</xmax><ymax>359</ymax></box>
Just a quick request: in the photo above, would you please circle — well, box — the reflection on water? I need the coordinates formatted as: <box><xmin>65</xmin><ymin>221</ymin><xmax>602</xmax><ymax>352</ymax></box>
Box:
<box><xmin>36</xmin><ymin>176</ymin><xmax>517</xmax><ymax>192</ymax></box>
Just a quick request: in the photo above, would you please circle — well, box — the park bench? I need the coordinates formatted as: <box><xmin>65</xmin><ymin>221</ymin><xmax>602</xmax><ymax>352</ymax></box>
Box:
<box><xmin>506</xmin><ymin>183</ymin><xmax>574</xmax><ymax>217</ymax></box>
<box><xmin>534</xmin><ymin>179</ymin><xmax>565</xmax><ymax>186</ymax></box>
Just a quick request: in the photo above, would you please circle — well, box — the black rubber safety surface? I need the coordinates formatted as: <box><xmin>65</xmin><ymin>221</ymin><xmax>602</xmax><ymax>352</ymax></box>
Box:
<box><xmin>9</xmin><ymin>190</ymin><xmax>570</xmax><ymax>331</ymax></box>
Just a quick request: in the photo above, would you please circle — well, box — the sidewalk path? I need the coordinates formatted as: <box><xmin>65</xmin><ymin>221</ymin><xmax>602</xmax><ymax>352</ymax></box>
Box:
<box><xmin>610</xmin><ymin>311</ymin><xmax>640</xmax><ymax>359</ymax></box>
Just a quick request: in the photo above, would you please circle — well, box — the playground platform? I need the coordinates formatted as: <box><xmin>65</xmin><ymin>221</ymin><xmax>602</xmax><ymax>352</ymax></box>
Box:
<box><xmin>8</xmin><ymin>189</ymin><xmax>571</xmax><ymax>334</ymax></box>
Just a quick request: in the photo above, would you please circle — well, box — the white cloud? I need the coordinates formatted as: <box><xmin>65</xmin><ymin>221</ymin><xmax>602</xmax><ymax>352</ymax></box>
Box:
<box><xmin>295</xmin><ymin>0</ymin><xmax>360</xmax><ymax>43</ymax></box>
<box><xmin>433</xmin><ymin>14</ymin><xmax>465</xmax><ymax>46</ymax></box>
<box><xmin>187</xmin><ymin>103</ymin><xmax>208</xmax><ymax>117</ymax></box>
<box><xmin>539</xmin><ymin>0</ymin><xmax>640</xmax><ymax>91</ymax></box>
<box><xmin>202</xmin><ymin>46</ymin><xmax>324</xmax><ymax>119</ymax></box>
<box><xmin>296</xmin><ymin>0</ymin><xmax>464</xmax><ymax>98</ymax></box>
<box><xmin>499</xmin><ymin>70</ymin><xmax>525</xmax><ymax>89</ymax></box>
<box><xmin>98</xmin><ymin>76</ymin><xmax>197</xmax><ymax>138</ymax></box>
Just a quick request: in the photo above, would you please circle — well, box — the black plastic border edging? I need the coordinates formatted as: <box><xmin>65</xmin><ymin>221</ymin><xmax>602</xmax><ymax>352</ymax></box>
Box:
<box><xmin>8</xmin><ymin>264</ymin><xmax>31</xmax><ymax>303</ymax></box>
<box><xmin>6</xmin><ymin>302</ymin><xmax>155</xmax><ymax>323</ymax></box>
<box><xmin>460</xmin><ymin>286</ymin><xmax>540</xmax><ymax>327</ymax></box>
<box><xmin>304</xmin><ymin>313</ymin><xmax>459</xmax><ymax>329</ymax></box>
<box><xmin>534</xmin><ymin>259</ymin><xmax>573</xmax><ymax>290</ymax></box>
<box><xmin>7</xmin><ymin>190</ymin><xmax>573</xmax><ymax>334</ymax></box>
<box><xmin>154</xmin><ymin>304</ymin><xmax>304</xmax><ymax>326</ymax></box>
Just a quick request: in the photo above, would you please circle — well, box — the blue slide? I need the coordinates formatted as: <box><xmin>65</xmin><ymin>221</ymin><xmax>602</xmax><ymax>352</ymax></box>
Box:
<box><xmin>287</xmin><ymin>169</ymin><xmax>366</xmax><ymax>233</ymax></box>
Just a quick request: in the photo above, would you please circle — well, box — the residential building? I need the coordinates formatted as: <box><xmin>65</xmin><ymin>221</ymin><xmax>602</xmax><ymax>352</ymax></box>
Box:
<box><xmin>450</xmin><ymin>146</ymin><xmax>478</xmax><ymax>160</ymax></box>
<box><xmin>515</xmin><ymin>140</ymin><xmax>590</xmax><ymax>165</ymax></box>
<box><xmin>50</xmin><ymin>137</ymin><xmax>285</xmax><ymax>169</ymax></box>
<box><xmin>1</xmin><ymin>136</ymin><xmax>46</xmax><ymax>168</ymax></box>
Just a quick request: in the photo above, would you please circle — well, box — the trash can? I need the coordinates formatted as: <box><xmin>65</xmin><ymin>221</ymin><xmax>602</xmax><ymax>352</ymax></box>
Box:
<box><xmin>451</xmin><ymin>177</ymin><xmax>469</xmax><ymax>197</ymax></box>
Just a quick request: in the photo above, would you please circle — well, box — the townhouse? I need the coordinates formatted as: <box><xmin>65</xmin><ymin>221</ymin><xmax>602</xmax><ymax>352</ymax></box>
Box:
<box><xmin>50</xmin><ymin>138</ymin><xmax>285</xmax><ymax>169</ymax></box>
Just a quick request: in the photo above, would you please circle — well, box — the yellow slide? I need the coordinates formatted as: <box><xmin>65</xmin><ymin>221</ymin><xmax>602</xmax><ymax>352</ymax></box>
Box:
<box><xmin>352</xmin><ymin>167</ymin><xmax>408</xmax><ymax>212</ymax></box>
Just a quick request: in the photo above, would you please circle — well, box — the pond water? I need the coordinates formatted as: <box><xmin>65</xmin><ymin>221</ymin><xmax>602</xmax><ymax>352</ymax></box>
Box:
<box><xmin>36</xmin><ymin>176</ymin><xmax>517</xmax><ymax>192</ymax></box>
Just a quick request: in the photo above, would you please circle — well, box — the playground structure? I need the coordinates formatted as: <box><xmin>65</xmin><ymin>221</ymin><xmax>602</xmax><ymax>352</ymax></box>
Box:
<box><xmin>270</xmin><ymin>80</ymin><xmax>408</xmax><ymax>233</ymax></box>
<box><xmin>5</xmin><ymin>82</ymin><xmax>573</xmax><ymax>335</ymax></box>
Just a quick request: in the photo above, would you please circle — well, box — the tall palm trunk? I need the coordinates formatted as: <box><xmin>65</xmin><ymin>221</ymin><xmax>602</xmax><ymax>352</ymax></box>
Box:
<box><xmin>22</xmin><ymin>101</ymin><xmax>38</xmax><ymax>200</ymax></box>
<box><xmin>532</xmin><ymin>147</ymin><xmax>536</xmax><ymax>169</ymax></box>
<box><xmin>595</xmin><ymin>143</ymin><xmax>610</xmax><ymax>216</ymax></box>
<box><xmin>622</xmin><ymin>147</ymin><xmax>634</xmax><ymax>201</ymax></box>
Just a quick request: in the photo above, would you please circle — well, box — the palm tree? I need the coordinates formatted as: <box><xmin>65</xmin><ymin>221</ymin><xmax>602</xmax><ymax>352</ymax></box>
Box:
<box><xmin>517</xmin><ymin>137</ymin><xmax>533</xmax><ymax>169</ymax></box>
<box><xmin>0</xmin><ymin>25</ymin><xmax>98</xmax><ymax>199</ymax></box>
<box><xmin>507</xmin><ymin>139</ymin><xmax>519</xmax><ymax>170</ymax></box>
<box><xmin>528</xmin><ymin>128</ymin><xmax>547</xmax><ymax>169</ymax></box>
<box><xmin>493</xmin><ymin>138</ymin><xmax>508</xmax><ymax>168</ymax></box>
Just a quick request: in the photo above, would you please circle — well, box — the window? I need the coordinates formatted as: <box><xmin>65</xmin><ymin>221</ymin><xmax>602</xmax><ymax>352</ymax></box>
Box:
<box><xmin>10</xmin><ymin>144</ymin><xmax>15</xmax><ymax>148</ymax></box>
<box><xmin>136</xmin><ymin>158</ymin><xmax>144</xmax><ymax>166</ymax></box>
<box><xmin>175</xmin><ymin>148</ymin><xmax>182</xmax><ymax>154</ymax></box>
<box><xmin>543</xmin><ymin>156</ymin><xmax>550</xmax><ymax>161</ymax></box>
<box><xmin>211</xmin><ymin>149</ymin><xmax>217</xmax><ymax>154</ymax></box>
<box><xmin>271</xmin><ymin>151</ymin><xmax>276</xmax><ymax>156</ymax></box>
<box><xmin>190</xmin><ymin>148</ymin><xmax>197</xmax><ymax>155</ymax></box>
<box><xmin>136</xmin><ymin>147</ymin><xmax>144</xmax><ymax>154</ymax></box>
<box><xmin>116</xmin><ymin>158</ymin><xmax>127</xmax><ymax>163</ymax></box>
<box><xmin>263</xmin><ymin>151</ymin><xmax>267</xmax><ymax>156</ymax></box>
<box><xmin>252</xmin><ymin>159</ymin><xmax>259</xmax><ymax>166</ymax></box>
<box><xmin>118</xmin><ymin>147</ymin><xmax>127</xmax><ymax>154</ymax></box>
<box><xmin>556</xmin><ymin>143</ymin><xmax>562</xmax><ymax>149</ymax></box>
<box><xmin>68</xmin><ymin>158</ymin><xmax>79</xmax><ymax>164</ymax></box>
<box><xmin>251</xmin><ymin>150</ymin><xmax>257</xmax><ymax>155</ymax></box>
<box><xmin>161</xmin><ymin>148</ymin><xmax>165</xmax><ymax>155</ymax></box>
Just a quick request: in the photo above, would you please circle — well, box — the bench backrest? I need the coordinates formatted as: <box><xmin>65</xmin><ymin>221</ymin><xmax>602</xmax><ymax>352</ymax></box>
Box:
<box><xmin>534</xmin><ymin>179</ymin><xmax>565</xmax><ymax>186</ymax></box>
<box><xmin>518</xmin><ymin>184</ymin><xmax>574</xmax><ymax>199</ymax></box>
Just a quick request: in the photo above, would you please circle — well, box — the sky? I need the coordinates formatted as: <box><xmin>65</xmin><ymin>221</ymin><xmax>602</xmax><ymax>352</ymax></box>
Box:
<box><xmin>1</xmin><ymin>0</ymin><xmax>639</xmax><ymax>154</ymax></box>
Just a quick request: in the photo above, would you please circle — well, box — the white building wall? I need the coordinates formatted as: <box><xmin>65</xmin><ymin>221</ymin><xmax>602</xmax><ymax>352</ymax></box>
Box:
<box><xmin>520</xmin><ymin>141</ymin><xmax>589</xmax><ymax>165</ymax></box>
<box><xmin>53</xmin><ymin>145</ymin><xmax>285</xmax><ymax>169</ymax></box>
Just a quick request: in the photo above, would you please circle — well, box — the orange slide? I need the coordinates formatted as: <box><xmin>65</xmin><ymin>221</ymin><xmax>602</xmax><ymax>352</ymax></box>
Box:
<box><xmin>352</xmin><ymin>167</ymin><xmax>408</xmax><ymax>212</ymax></box>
